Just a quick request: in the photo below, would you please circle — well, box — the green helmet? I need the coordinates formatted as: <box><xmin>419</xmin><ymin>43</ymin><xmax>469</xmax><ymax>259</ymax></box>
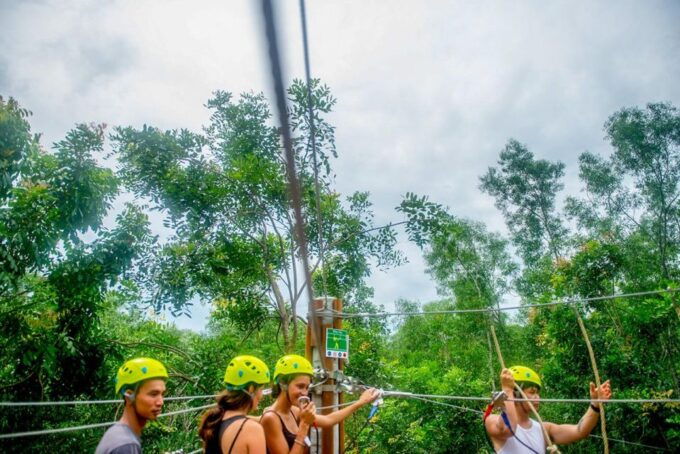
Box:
<box><xmin>509</xmin><ymin>365</ymin><xmax>542</xmax><ymax>390</ymax></box>
<box><xmin>224</xmin><ymin>355</ymin><xmax>271</xmax><ymax>390</ymax></box>
<box><xmin>115</xmin><ymin>358</ymin><xmax>168</xmax><ymax>396</ymax></box>
<box><xmin>274</xmin><ymin>354</ymin><xmax>314</xmax><ymax>382</ymax></box>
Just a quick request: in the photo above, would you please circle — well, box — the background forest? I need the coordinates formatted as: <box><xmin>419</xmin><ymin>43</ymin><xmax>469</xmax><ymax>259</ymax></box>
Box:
<box><xmin>1</xmin><ymin>86</ymin><xmax>679</xmax><ymax>453</ymax></box>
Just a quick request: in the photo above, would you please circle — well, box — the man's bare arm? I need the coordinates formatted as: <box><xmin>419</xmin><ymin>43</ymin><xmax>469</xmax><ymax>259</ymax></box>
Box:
<box><xmin>545</xmin><ymin>380</ymin><xmax>611</xmax><ymax>445</ymax></box>
<box><xmin>544</xmin><ymin>406</ymin><xmax>600</xmax><ymax>444</ymax></box>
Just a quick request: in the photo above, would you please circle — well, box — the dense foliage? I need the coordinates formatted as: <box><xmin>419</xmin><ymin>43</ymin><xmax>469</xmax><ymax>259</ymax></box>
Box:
<box><xmin>1</xmin><ymin>93</ymin><xmax>678</xmax><ymax>453</ymax></box>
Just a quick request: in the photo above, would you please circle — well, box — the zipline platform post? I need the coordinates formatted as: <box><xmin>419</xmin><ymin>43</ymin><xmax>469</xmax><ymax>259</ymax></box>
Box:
<box><xmin>306</xmin><ymin>296</ymin><xmax>344</xmax><ymax>454</ymax></box>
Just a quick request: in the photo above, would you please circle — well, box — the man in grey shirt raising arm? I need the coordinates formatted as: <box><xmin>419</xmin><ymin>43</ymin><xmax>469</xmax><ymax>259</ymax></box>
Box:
<box><xmin>96</xmin><ymin>358</ymin><xmax>168</xmax><ymax>454</ymax></box>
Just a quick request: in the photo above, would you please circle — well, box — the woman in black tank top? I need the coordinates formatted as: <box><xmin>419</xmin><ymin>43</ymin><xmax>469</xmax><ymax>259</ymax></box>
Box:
<box><xmin>199</xmin><ymin>355</ymin><xmax>271</xmax><ymax>454</ymax></box>
<box><xmin>262</xmin><ymin>355</ymin><xmax>381</xmax><ymax>454</ymax></box>
<box><xmin>260</xmin><ymin>410</ymin><xmax>301</xmax><ymax>452</ymax></box>
<box><xmin>261</xmin><ymin>355</ymin><xmax>319</xmax><ymax>454</ymax></box>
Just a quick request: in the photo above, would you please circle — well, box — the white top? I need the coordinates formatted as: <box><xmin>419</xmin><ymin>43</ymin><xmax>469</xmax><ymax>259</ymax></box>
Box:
<box><xmin>498</xmin><ymin>418</ymin><xmax>545</xmax><ymax>454</ymax></box>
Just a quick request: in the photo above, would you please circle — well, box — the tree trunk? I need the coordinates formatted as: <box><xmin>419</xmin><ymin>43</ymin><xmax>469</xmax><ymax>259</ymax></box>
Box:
<box><xmin>268</xmin><ymin>270</ymin><xmax>291</xmax><ymax>352</ymax></box>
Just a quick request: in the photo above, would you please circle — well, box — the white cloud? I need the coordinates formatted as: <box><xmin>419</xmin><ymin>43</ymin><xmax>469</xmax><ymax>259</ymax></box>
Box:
<box><xmin>2</xmin><ymin>0</ymin><xmax>679</xmax><ymax>331</ymax></box>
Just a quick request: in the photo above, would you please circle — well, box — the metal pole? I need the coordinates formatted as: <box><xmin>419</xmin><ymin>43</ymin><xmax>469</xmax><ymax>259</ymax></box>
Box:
<box><xmin>307</xmin><ymin>297</ymin><xmax>342</xmax><ymax>454</ymax></box>
<box><xmin>333</xmin><ymin>298</ymin><xmax>345</xmax><ymax>453</ymax></box>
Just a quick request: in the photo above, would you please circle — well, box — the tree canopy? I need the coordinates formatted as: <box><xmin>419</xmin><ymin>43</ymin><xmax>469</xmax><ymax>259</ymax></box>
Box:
<box><xmin>1</xmin><ymin>92</ymin><xmax>678</xmax><ymax>453</ymax></box>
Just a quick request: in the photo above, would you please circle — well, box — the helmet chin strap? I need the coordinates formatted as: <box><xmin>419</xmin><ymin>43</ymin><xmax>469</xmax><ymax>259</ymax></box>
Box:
<box><xmin>124</xmin><ymin>384</ymin><xmax>147</xmax><ymax>421</ymax></box>
<box><xmin>280</xmin><ymin>382</ymin><xmax>293</xmax><ymax>406</ymax></box>
<box><xmin>124</xmin><ymin>391</ymin><xmax>135</xmax><ymax>403</ymax></box>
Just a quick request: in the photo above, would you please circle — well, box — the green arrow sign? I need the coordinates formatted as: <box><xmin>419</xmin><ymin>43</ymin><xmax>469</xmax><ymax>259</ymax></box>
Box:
<box><xmin>325</xmin><ymin>328</ymin><xmax>349</xmax><ymax>359</ymax></box>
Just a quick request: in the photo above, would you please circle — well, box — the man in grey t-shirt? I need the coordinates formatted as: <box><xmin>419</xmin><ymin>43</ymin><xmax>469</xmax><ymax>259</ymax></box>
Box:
<box><xmin>95</xmin><ymin>423</ymin><xmax>141</xmax><ymax>454</ymax></box>
<box><xmin>95</xmin><ymin>358</ymin><xmax>168</xmax><ymax>454</ymax></box>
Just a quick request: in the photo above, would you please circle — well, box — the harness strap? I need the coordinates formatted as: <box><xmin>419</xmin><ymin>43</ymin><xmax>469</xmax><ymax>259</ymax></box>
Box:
<box><xmin>483</xmin><ymin>404</ymin><xmax>494</xmax><ymax>422</ymax></box>
<box><xmin>501</xmin><ymin>412</ymin><xmax>541</xmax><ymax>454</ymax></box>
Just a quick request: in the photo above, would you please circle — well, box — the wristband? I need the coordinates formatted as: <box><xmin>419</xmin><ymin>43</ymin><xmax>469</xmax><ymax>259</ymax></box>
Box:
<box><xmin>590</xmin><ymin>403</ymin><xmax>601</xmax><ymax>413</ymax></box>
<box><xmin>294</xmin><ymin>439</ymin><xmax>306</xmax><ymax>447</ymax></box>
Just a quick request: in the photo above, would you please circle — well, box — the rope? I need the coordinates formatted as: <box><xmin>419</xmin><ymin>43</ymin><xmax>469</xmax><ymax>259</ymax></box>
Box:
<box><xmin>0</xmin><ymin>403</ymin><xmax>213</xmax><ymax>439</ymax></box>
<box><xmin>260</xmin><ymin>0</ymin><xmax>322</xmax><ymax>351</ymax></box>
<box><xmin>0</xmin><ymin>394</ymin><xmax>216</xmax><ymax>407</ymax></box>
<box><xmin>332</xmin><ymin>288</ymin><xmax>680</xmax><ymax>317</ymax></box>
<box><xmin>572</xmin><ymin>305</ymin><xmax>609</xmax><ymax>453</ymax></box>
<box><xmin>489</xmin><ymin>324</ymin><xmax>561</xmax><ymax>453</ymax></box>
<box><xmin>485</xmin><ymin>328</ymin><xmax>497</xmax><ymax>391</ymax></box>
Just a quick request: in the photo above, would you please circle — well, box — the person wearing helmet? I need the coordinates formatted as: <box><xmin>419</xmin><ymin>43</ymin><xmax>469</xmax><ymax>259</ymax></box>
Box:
<box><xmin>198</xmin><ymin>355</ymin><xmax>271</xmax><ymax>454</ymax></box>
<box><xmin>261</xmin><ymin>354</ymin><xmax>380</xmax><ymax>454</ymax></box>
<box><xmin>95</xmin><ymin>358</ymin><xmax>169</xmax><ymax>454</ymax></box>
<box><xmin>485</xmin><ymin>366</ymin><xmax>612</xmax><ymax>453</ymax></box>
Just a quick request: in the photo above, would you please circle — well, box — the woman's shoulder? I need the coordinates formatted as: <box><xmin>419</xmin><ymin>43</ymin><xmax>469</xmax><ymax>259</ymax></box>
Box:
<box><xmin>243</xmin><ymin>418</ymin><xmax>265</xmax><ymax>434</ymax></box>
<box><xmin>260</xmin><ymin>408</ymin><xmax>279</xmax><ymax>425</ymax></box>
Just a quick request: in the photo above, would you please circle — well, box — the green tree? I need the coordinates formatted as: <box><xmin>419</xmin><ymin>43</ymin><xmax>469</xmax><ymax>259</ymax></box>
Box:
<box><xmin>480</xmin><ymin>139</ymin><xmax>568</xmax><ymax>264</ymax></box>
<box><xmin>0</xmin><ymin>97</ymin><xmax>154</xmax><ymax>452</ymax></box>
<box><xmin>398</xmin><ymin>192</ymin><xmax>518</xmax><ymax>390</ymax></box>
<box><xmin>111</xmin><ymin>80</ymin><xmax>402</xmax><ymax>351</ymax></box>
<box><xmin>566</xmin><ymin>102</ymin><xmax>680</xmax><ymax>281</ymax></box>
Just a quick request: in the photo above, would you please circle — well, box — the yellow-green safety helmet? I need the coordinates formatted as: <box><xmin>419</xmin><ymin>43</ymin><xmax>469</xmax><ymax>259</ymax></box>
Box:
<box><xmin>115</xmin><ymin>357</ymin><xmax>168</xmax><ymax>395</ymax></box>
<box><xmin>224</xmin><ymin>355</ymin><xmax>271</xmax><ymax>390</ymax></box>
<box><xmin>274</xmin><ymin>354</ymin><xmax>314</xmax><ymax>382</ymax></box>
<box><xmin>509</xmin><ymin>365</ymin><xmax>542</xmax><ymax>389</ymax></box>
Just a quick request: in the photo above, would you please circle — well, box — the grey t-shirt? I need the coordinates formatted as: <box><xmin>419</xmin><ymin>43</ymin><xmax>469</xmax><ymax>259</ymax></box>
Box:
<box><xmin>95</xmin><ymin>423</ymin><xmax>142</xmax><ymax>454</ymax></box>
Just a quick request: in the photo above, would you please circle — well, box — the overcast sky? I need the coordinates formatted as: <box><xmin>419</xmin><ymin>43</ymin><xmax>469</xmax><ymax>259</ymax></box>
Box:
<box><xmin>2</xmin><ymin>0</ymin><xmax>679</xmax><ymax>331</ymax></box>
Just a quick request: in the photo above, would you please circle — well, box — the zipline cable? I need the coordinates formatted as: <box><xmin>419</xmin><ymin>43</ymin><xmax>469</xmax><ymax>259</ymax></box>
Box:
<box><xmin>382</xmin><ymin>391</ymin><xmax>680</xmax><ymax>404</ymax></box>
<box><xmin>0</xmin><ymin>394</ymin><xmax>216</xmax><ymax>407</ymax></box>
<box><xmin>409</xmin><ymin>395</ymin><xmax>484</xmax><ymax>415</ymax></box>
<box><xmin>4</xmin><ymin>388</ymin><xmax>676</xmax><ymax>443</ymax></box>
<box><xmin>0</xmin><ymin>403</ymin><xmax>213</xmax><ymax>439</ymax></box>
<box><xmin>260</xmin><ymin>0</ymin><xmax>322</xmax><ymax>352</ymax></box>
<box><xmin>332</xmin><ymin>288</ymin><xmax>680</xmax><ymax>318</ymax></box>
<box><xmin>589</xmin><ymin>434</ymin><xmax>669</xmax><ymax>452</ymax></box>
<box><xmin>317</xmin><ymin>399</ymin><xmax>358</xmax><ymax>411</ymax></box>
<box><xmin>298</xmin><ymin>0</ymin><xmax>329</xmax><ymax>300</ymax></box>
<box><xmin>5</xmin><ymin>386</ymin><xmax>678</xmax><ymax>408</ymax></box>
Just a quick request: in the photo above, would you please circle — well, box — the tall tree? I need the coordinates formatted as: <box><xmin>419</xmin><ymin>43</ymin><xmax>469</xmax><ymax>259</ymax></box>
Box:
<box><xmin>398</xmin><ymin>192</ymin><xmax>517</xmax><ymax>388</ymax></box>
<box><xmin>112</xmin><ymin>81</ymin><xmax>402</xmax><ymax>351</ymax></box>
<box><xmin>0</xmin><ymin>96</ymin><xmax>153</xmax><ymax>400</ymax></box>
<box><xmin>399</xmin><ymin>193</ymin><xmax>516</xmax><ymax>311</ymax></box>
<box><xmin>480</xmin><ymin>139</ymin><xmax>568</xmax><ymax>264</ymax></box>
<box><xmin>566</xmin><ymin>102</ymin><xmax>680</xmax><ymax>280</ymax></box>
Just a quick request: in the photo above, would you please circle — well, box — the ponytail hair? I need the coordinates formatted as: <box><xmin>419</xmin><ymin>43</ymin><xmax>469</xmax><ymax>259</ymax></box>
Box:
<box><xmin>198</xmin><ymin>389</ymin><xmax>254</xmax><ymax>447</ymax></box>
